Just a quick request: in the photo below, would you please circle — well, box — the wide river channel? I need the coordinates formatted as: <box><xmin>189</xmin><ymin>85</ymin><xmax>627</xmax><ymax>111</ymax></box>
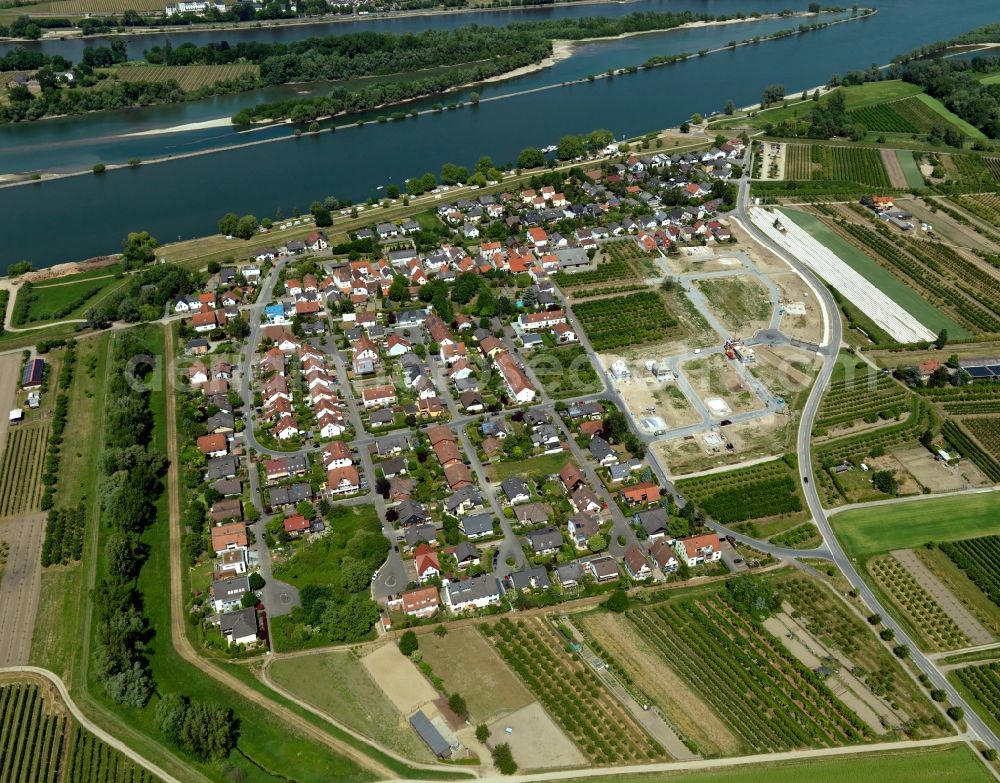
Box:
<box><xmin>0</xmin><ymin>0</ymin><xmax>996</xmax><ymax>267</ymax></box>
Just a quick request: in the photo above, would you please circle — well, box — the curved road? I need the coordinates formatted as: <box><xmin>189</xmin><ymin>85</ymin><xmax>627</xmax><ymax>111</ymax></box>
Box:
<box><xmin>735</xmin><ymin>169</ymin><xmax>1000</xmax><ymax>756</ymax></box>
<box><xmin>0</xmin><ymin>666</ymin><xmax>185</xmax><ymax>783</ymax></box>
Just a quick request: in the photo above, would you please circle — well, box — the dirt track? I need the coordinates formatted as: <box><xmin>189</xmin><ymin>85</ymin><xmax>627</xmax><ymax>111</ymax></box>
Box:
<box><xmin>161</xmin><ymin>326</ymin><xmax>399</xmax><ymax>780</ymax></box>
<box><xmin>0</xmin><ymin>513</ymin><xmax>44</xmax><ymax>666</ymax></box>
<box><xmin>0</xmin><ymin>353</ymin><xmax>20</xmax><ymax>457</ymax></box>
<box><xmin>880</xmin><ymin>148</ymin><xmax>908</xmax><ymax>189</ymax></box>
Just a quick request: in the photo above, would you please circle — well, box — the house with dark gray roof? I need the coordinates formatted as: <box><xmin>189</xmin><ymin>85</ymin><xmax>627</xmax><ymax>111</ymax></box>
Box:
<box><xmin>634</xmin><ymin>507</ymin><xmax>669</xmax><ymax>540</ymax></box>
<box><xmin>211</xmin><ymin>478</ymin><xmax>242</xmax><ymax>497</ymax></box>
<box><xmin>501</xmin><ymin>477</ymin><xmax>530</xmax><ymax>505</ymax></box>
<box><xmin>526</xmin><ymin>526</ymin><xmax>563</xmax><ymax>555</ymax></box>
<box><xmin>460</xmin><ymin>512</ymin><xmax>495</xmax><ymax>539</ymax></box>
<box><xmin>404</xmin><ymin>523</ymin><xmax>438</xmax><ymax>550</ymax></box>
<box><xmin>206</xmin><ymin>456</ymin><xmax>239</xmax><ymax>480</ymax></box>
<box><xmin>504</xmin><ymin>566</ymin><xmax>551</xmax><ymax>592</ymax></box>
<box><xmin>452</xmin><ymin>541</ymin><xmax>480</xmax><ymax>568</ymax></box>
<box><xmin>445</xmin><ymin>485</ymin><xmax>483</xmax><ymax>516</ymax></box>
<box><xmin>397</xmin><ymin>499</ymin><xmax>431</xmax><ymax>527</ymax></box>
<box><xmin>409</xmin><ymin>711</ymin><xmax>451</xmax><ymax>758</ymax></box>
<box><xmin>219</xmin><ymin>607</ymin><xmax>258</xmax><ymax>646</ymax></box>
<box><xmin>588</xmin><ymin>436</ymin><xmax>618</xmax><ymax>466</ymax></box>
<box><xmin>443</xmin><ymin>574</ymin><xmax>502</xmax><ymax>611</ymax></box>
<box><xmin>269</xmin><ymin>483</ymin><xmax>313</xmax><ymax>508</ymax></box>
<box><xmin>555</xmin><ymin>562</ymin><xmax>583</xmax><ymax>588</ymax></box>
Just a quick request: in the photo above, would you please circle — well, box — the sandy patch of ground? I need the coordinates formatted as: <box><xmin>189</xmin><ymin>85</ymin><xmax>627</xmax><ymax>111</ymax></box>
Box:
<box><xmin>487</xmin><ymin>702</ymin><xmax>586</xmax><ymax>769</ymax></box>
<box><xmin>730</xmin><ymin>223</ymin><xmax>793</xmax><ymax>278</ymax></box>
<box><xmin>361</xmin><ymin>643</ymin><xmax>437</xmax><ymax>715</ymax></box>
<box><xmin>0</xmin><ymin>354</ymin><xmax>20</xmax><ymax>456</ymax></box>
<box><xmin>417</xmin><ymin>627</ymin><xmax>533</xmax><ymax>724</ymax></box>
<box><xmin>0</xmin><ymin>513</ymin><xmax>44</xmax><ymax>666</ymax></box>
<box><xmin>893</xmin><ymin>550</ymin><xmax>993</xmax><ymax>647</ymax></box>
<box><xmin>663</xmin><ymin>255</ymin><xmax>746</xmax><ymax>276</ymax></box>
<box><xmin>655</xmin><ymin>414</ymin><xmax>796</xmax><ymax>476</ymax></box>
<box><xmin>682</xmin><ymin>354</ymin><xmax>763</xmax><ymax>415</ymax></box>
<box><xmin>580</xmin><ymin>611</ymin><xmax>740</xmax><ymax>755</ymax></box>
<box><xmin>758</xmin><ymin>142</ymin><xmax>786</xmax><ymax>181</ymax></box>
<box><xmin>892</xmin><ymin>445</ymin><xmax>967</xmax><ymax>493</ymax></box>
<box><xmin>770</xmin><ymin>270</ymin><xmax>825</xmax><ymax>344</ymax></box>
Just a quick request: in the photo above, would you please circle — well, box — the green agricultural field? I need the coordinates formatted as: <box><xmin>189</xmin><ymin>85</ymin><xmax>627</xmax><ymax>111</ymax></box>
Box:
<box><xmin>952</xmin><ymin>662</ymin><xmax>1000</xmax><ymax>737</ymax></box>
<box><xmin>268</xmin><ymin>652</ymin><xmax>435</xmax><ymax>762</ymax></box>
<box><xmin>102</xmin><ymin>63</ymin><xmax>259</xmax><ymax>92</ymax></box>
<box><xmin>676</xmin><ymin>457</ymin><xmax>805</xmax><ymax>528</ymax></box>
<box><xmin>527</xmin><ymin>344</ymin><xmax>602</xmax><ymax>399</ymax></box>
<box><xmin>914</xmin><ymin>93</ymin><xmax>988</xmax><ymax>140</ymax></box>
<box><xmin>831</xmin><ymin>491</ymin><xmax>1000</xmax><ymax>557</ymax></box>
<box><xmin>782</xmin><ymin>210</ymin><xmax>967</xmax><ymax>337</ymax></box>
<box><xmin>896</xmin><ymin>149</ymin><xmax>925</xmax><ymax>189</ymax></box>
<box><xmin>573</xmin><ymin>291</ymin><xmax>679</xmax><ymax>351</ymax></box>
<box><xmin>0</xmin><ymin>422</ymin><xmax>50</xmax><ymax>518</ymax></box>
<box><xmin>562</xmin><ymin>743</ymin><xmax>991</xmax><ymax>783</ymax></box>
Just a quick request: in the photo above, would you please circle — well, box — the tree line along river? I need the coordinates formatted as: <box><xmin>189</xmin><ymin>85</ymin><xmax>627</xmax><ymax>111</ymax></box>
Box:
<box><xmin>0</xmin><ymin>0</ymin><xmax>997</xmax><ymax>268</ymax></box>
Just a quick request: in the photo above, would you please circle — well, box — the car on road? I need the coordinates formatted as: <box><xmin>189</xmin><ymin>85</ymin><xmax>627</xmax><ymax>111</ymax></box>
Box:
<box><xmin>803</xmin><ymin>476</ymin><xmax>809</xmax><ymax>483</ymax></box>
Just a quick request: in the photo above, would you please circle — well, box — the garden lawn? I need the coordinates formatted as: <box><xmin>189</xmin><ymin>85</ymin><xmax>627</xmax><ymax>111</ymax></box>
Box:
<box><xmin>783</xmin><ymin>209</ymin><xmax>968</xmax><ymax>337</ymax></box>
<box><xmin>273</xmin><ymin>504</ymin><xmax>381</xmax><ymax>586</ymax></box>
<box><xmin>489</xmin><ymin>451</ymin><xmax>571</xmax><ymax>481</ymax></box>
<box><xmin>527</xmin><ymin>344</ymin><xmax>602</xmax><ymax>399</ymax></box>
<box><xmin>914</xmin><ymin>93</ymin><xmax>988</xmax><ymax>140</ymax></box>
<box><xmin>268</xmin><ymin>652</ymin><xmax>435</xmax><ymax>763</ymax></box>
<box><xmin>18</xmin><ymin>276</ymin><xmax>122</xmax><ymax>323</ymax></box>
<box><xmin>561</xmin><ymin>743</ymin><xmax>990</xmax><ymax>783</ymax></box>
<box><xmin>896</xmin><ymin>149</ymin><xmax>925</xmax><ymax>190</ymax></box>
<box><xmin>831</xmin><ymin>491</ymin><xmax>1000</xmax><ymax>557</ymax></box>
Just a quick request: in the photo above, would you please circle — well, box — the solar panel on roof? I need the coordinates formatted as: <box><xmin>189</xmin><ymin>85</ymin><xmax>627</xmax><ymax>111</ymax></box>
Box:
<box><xmin>967</xmin><ymin>367</ymin><xmax>992</xmax><ymax>378</ymax></box>
<box><xmin>986</xmin><ymin>365</ymin><xmax>1000</xmax><ymax>376</ymax></box>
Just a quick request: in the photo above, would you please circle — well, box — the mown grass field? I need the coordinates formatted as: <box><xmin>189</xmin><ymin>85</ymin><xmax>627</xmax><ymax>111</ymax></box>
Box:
<box><xmin>268</xmin><ymin>652</ymin><xmax>435</xmax><ymax>763</ymax></box>
<box><xmin>782</xmin><ymin>209</ymin><xmax>968</xmax><ymax>337</ymax></box>
<box><xmin>488</xmin><ymin>450</ymin><xmax>571</xmax><ymax>481</ymax></box>
<box><xmin>562</xmin><ymin>743</ymin><xmax>991</xmax><ymax>783</ymax></box>
<box><xmin>527</xmin><ymin>344</ymin><xmax>602</xmax><ymax>399</ymax></box>
<box><xmin>15</xmin><ymin>276</ymin><xmax>123</xmax><ymax>325</ymax></box>
<box><xmin>831</xmin><ymin>492</ymin><xmax>1000</xmax><ymax>557</ymax></box>
<box><xmin>102</xmin><ymin>63</ymin><xmax>259</xmax><ymax>92</ymax></box>
<box><xmin>914</xmin><ymin>93</ymin><xmax>988</xmax><ymax>140</ymax></box>
<box><xmin>896</xmin><ymin>149</ymin><xmax>925</xmax><ymax>189</ymax></box>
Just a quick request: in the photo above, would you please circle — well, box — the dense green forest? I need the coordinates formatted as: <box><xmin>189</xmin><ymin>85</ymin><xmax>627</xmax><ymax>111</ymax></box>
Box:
<box><xmin>0</xmin><ymin>9</ymin><xmax>753</xmax><ymax>123</ymax></box>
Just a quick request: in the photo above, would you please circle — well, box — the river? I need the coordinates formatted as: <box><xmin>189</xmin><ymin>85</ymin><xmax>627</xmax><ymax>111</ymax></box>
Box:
<box><xmin>0</xmin><ymin>0</ymin><xmax>996</xmax><ymax>268</ymax></box>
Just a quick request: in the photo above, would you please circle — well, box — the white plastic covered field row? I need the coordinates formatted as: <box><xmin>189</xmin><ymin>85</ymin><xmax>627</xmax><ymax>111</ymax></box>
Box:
<box><xmin>749</xmin><ymin>207</ymin><xmax>935</xmax><ymax>343</ymax></box>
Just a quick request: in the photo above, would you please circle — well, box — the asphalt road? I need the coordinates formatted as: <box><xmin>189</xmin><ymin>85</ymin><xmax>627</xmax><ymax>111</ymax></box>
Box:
<box><xmin>735</xmin><ymin>165</ymin><xmax>1000</xmax><ymax>754</ymax></box>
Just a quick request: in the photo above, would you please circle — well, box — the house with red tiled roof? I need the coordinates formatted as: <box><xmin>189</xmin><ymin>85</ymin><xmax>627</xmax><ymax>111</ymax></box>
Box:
<box><xmin>674</xmin><ymin>533</ymin><xmax>722</xmax><ymax>567</ymax></box>
<box><xmin>414</xmin><ymin>544</ymin><xmax>440</xmax><ymax>583</ymax></box>
<box><xmin>622</xmin><ymin>482</ymin><xmax>659</xmax><ymax>505</ymax></box>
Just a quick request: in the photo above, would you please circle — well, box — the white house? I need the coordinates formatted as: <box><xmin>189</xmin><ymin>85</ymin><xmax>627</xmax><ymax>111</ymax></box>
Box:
<box><xmin>443</xmin><ymin>575</ymin><xmax>502</xmax><ymax>611</ymax></box>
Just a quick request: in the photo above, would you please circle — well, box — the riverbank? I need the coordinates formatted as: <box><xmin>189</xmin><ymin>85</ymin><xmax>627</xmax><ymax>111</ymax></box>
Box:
<box><xmin>1</xmin><ymin>0</ymin><xmax>628</xmax><ymax>39</ymax></box>
<box><xmin>0</xmin><ymin>7</ymin><xmax>874</xmax><ymax>185</ymax></box>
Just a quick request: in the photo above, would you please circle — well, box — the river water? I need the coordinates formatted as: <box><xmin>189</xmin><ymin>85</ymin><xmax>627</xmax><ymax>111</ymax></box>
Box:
<box><xmin>0</xmin><ymin>0</ymin><xmax>996</xmax><ymax>267</ymax></box>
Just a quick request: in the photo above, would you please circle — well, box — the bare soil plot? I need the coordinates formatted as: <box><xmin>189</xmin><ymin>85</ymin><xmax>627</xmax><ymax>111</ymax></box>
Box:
<box><xmin>361</xmin><ymin>643</ymin><xmax>437</xmax><ymax>715</ymax></box>
<box><xmin>0</xmin><ymin>513</ymin><xmax>44</xmax><ymax>666</ymax></box>
<box><xmin>487</xmin><ymin>702</ymin><xmax>585</xmax><ymax>770</ymax></box>
<box><xmin>614</xmin><ymin>373</ymin><xmax>701</xmax><ymax>430</ymax></box>
<box><xmin>0</xmin><ymin>354</ymin><xmax>20</xmax><ymax>458</ymax></box>
<box><xmin>893</xmin><ymin>445</ymin><xmax>967</xmax><ymax>493</ymax></box>
<box><xmin>655</xmin><ymin>414</ymin><xmax>796</xmax><ymax>476</ymax></box>
<box><xmin>268</xmin><ymin>651</ymin><xmax>436</xmax><ymax>762</ymax></box>
<box><xmin>417</xmin><ymin>627</ymin><xmax>533</xmax><ymax>724</ymax></box>
<box><xmin>663</xmin><ymin>254</ymin><xmax>746</xmax><ymax>276</ymax></box>
<box><xmin>579</xmin><ymin>611</ymin><xmax>741</xmax><ymax>756</ymax></box>
<box><xmin>682</xmin><ymin>354</ymin><xmax>764</xmax><ymax>415</ymax></box>
<box><xmin>749</xmin><ymin>345</ymin><xmax>819</xmax><ymax>402</ymax></box>
<box><xmin>894</xmin><ymin>550</ymin><xmax>992</xmax><ymax>646</ymax></box>
<box><xmin>899</xmin><ymin>198</ymin><xmax>1000</xmax><ymax>253</ymax></box>
<box><xmin>881</xmin><ymin>148</ymin><xmax>908</xmax><ymax>189</ymax></box>
<box><xmin>770</xmin><ymin>270</ymin><xmax>825</xmax><ymax>344</ymax></box>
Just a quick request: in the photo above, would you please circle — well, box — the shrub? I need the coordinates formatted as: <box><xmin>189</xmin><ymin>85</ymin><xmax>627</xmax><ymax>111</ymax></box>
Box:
<box><xmin>492</xmin><ymin>743</ymin><xmax>517</xmax><ymax>774</ymax></box>
<box><xmin>606</xmin><ymin>589</ymin><xmax>630</xmax><ymax>613</ymax></box>
<box><xmin>879</xmin><ymin>628</ymin><xmax>895</xmax><ymax>641</ymax></box>
<box><xmin>946</xmin><ymin>706</ymin><xmax>964</xmax><ymax>721</ymax></box>
<box><xmin>930</xmin><ymin>689</ymin><xmax>946</xmax><ymax>702</ymax></box>
<box><xmin>399</xmin><ymin>630</ymin><xmax>419</xmax><ymax>656</ymax></box>
<box><xmin>448</xmin><ymin>692</ymin><xmax>469</xmax><ymax>721</ymax></box>
<box><xmin>476</xmin><ymin>724</ymin><xmax>490</xmax><ymax>742</ymax></box>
